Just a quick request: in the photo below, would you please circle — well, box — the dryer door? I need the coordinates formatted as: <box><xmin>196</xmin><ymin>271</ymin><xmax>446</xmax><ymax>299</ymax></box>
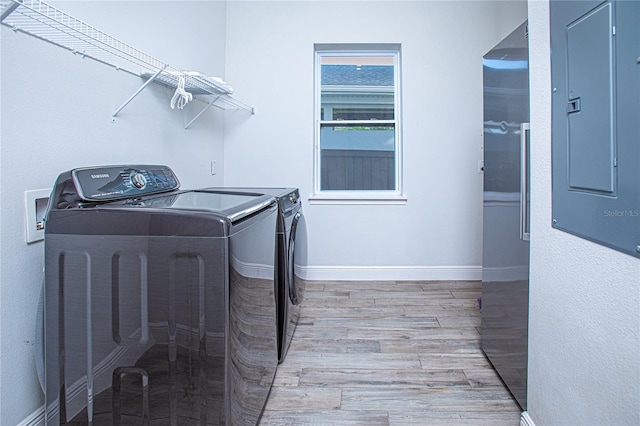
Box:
<box><xmin>287</xmin><ymin>211</ymin><xmax>307</xmax><ymax>305</ymax></box>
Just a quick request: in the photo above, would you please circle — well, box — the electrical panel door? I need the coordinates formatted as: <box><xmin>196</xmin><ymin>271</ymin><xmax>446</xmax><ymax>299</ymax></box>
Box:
<box><xmin>566</xmin><ymin>2</ymin><xmax>615</xmax><ymax>194</ymax></box>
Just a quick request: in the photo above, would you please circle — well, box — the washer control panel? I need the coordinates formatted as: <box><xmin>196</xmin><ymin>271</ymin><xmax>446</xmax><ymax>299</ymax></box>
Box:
<box><xmin>72</xmin><ymin>165</ymin><xmax>179</xmax><ymax>201</ymax></box>
<box><xmin>282</xmin><ymin>189</ymin><xmax>301</xmax><ymax>215</ymax></box>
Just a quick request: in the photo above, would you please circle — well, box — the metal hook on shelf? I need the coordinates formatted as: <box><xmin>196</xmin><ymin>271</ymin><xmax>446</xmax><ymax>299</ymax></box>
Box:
<box><xmin>170</xmin><ymin>76</ymin><xmax>193</xmax><ymax>110</ymax></box>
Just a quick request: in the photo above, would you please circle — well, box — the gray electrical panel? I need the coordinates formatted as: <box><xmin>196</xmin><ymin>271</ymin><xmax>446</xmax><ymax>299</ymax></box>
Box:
<box><xmin>550</xmin><ymin>0</ymin><xmax>639</xmax><ymax>258</ymax></box>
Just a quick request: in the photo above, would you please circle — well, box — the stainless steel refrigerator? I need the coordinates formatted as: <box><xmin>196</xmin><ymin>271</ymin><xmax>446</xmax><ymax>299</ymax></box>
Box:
<box><xmin>481</xmin><ymin>21</ymin><xmax>530</xmax><ymax>411</ymax></box>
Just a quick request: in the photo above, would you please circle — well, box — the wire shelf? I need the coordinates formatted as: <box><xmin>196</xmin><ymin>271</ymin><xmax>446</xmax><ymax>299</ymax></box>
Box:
<box><xmin>1</xmin><ymin>0</ymin><xmax>254</xmax><ymax>124</ymax></box>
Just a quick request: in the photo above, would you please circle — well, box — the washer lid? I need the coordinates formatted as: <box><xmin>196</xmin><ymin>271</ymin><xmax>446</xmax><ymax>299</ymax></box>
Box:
<box><xmin>126</xmin><ymin>190</ymin><xmax>276</xmax><ymax>223</ymax></box>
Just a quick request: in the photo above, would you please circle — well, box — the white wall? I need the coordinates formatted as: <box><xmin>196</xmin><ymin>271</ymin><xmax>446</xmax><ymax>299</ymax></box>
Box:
<box><xmin>223</xmin><ymin>0</ymin><xmax>527</xmax><ymax>281</ymax></box>
<box><xmin>527</xmin><ymin>2</ymin><xmax>640</xmax><ymax>424</ymax></box>
<box><xmin>0</xmin><ymin>1</ymin><xmax>227</xmax><ymax>423</ymax></box>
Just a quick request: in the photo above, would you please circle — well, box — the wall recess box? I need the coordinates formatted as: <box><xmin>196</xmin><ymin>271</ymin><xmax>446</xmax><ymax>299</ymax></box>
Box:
<box><xmin>25</xmin><ymin>189</ymin><xmax>51</xmax><ymax>244</ymax></box>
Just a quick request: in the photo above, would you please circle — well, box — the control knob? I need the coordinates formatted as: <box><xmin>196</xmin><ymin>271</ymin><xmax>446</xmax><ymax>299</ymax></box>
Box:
<box><xmin>130</xmin><ymin>172</ymin><xmax>147</xmax><ymax>189</ymax></box>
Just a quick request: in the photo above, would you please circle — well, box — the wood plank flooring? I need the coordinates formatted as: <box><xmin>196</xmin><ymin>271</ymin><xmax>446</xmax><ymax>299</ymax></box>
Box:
<box><xmin>259</xmin><ymin>280</ymin><xmax>521</xmax><ymax>426</ymax></box>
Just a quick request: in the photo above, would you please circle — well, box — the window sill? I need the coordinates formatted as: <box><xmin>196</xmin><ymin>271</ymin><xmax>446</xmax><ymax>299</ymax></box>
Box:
<box><xmin>308</xmin><ymin>193</ymin><xmax>408</xmax><ymax>205</ymax></box>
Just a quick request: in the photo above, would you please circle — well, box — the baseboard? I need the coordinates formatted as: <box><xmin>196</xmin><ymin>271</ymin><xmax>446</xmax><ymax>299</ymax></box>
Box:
<box><xmin>521</xmin><ymin>411</ymin><xmax>536</xmax><ymax>426</ymax></box>
<box><xmin>17</xmin><ymin>405</ymin><xmax>44</xmax><ymax>426</ymax></box>
<box><xmin>302</xmin><ymin>265</ymin><xmax>482</xmax><ymax>281</ymax></box>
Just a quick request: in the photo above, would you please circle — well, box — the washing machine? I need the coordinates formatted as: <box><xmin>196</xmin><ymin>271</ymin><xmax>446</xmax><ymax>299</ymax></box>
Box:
<box><xmin>43</xmin><ymin>165</ymin><xmax>279</xmax><ymax>425</ymax></box>
<box><xmin>205</xmin><ymin>188</ymin><xmax>307</xmax><ymax>363</ymax></box>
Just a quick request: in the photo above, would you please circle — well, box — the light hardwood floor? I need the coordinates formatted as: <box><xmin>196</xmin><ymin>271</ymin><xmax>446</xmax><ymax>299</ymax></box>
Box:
<box><xmin>260</xmin><ymin>280</ymin><xmax>522</xmax><ymax>426</ymax></box>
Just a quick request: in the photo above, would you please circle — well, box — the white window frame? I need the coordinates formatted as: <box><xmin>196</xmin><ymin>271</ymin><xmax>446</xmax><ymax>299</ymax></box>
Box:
<box><xmin>310</xmin><ymin>44</ymin><xmax>405</xmax><ymax>205</ymax></box>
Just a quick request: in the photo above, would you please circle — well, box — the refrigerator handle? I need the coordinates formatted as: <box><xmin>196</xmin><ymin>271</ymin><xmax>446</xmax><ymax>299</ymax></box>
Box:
<box><xmin>520</xmin><ymin>123</ymin><xmax>531</xmax><ymax>241</ymax></box>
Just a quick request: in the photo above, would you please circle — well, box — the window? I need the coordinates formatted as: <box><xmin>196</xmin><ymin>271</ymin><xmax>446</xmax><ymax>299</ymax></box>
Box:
<box><xmin>313</xmin><ymin>44</ymin><xmax>403</xmax><ymax>202</ymax></box>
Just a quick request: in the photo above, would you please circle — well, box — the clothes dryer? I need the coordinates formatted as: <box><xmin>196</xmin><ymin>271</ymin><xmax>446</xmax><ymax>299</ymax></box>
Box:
<box><xmin>43</xmin><ymin>165</ymin><xmax>278</xmax><ymax>425</ymax></box>
<box><xmin>205</xmin><ymin>188</ymin><xmax>307</xmax><ymax>363</ymax></box>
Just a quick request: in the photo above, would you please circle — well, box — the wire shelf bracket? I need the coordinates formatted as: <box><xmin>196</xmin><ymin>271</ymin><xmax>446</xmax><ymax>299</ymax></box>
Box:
<box><xmin>112</xmin><ymin>65</ymin><xmax>167</xmax><ymax>121</ymax></box>
<box><xmin>1</xmin><ymin>0</ymin><xmax>255</xmax><ymax>127</ymax></box>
